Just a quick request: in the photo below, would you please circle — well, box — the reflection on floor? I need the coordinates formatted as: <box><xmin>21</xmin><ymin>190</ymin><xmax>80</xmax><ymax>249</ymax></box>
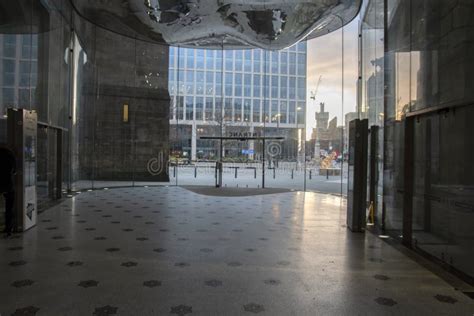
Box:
<box><xmin>0</xmin><ymin>187</ymin><xmax>472</xmax><ymax>315</ymax></box>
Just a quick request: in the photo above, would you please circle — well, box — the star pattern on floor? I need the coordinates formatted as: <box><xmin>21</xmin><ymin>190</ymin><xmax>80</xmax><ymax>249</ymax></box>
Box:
<box><xmin>78</xmin><ymin>280</ymin><xmax>99</xmax><ymax>288</ymax></box>
<box><xmin>11</xmin><ymin>279</ymin><xmax>35</xmax><ymax>288</ymax></box>
<box><xmin>243</xmin><ymin>302</ymin><xmax>265</xmax><ymax>313</ymax></box>
<box><xmin>0</xmin><ymin>186</ymin><xmax>472</xmax><ymax>315</ymax></box>
<box><xmin>170</xmin><ymin>304</ymin><xmax>192</xmax><ymax>315</ymax></box>
<box><xmin>93</xmin><ymin>305</ymin><xmax>118</xmax><ymax>315</ymax></box>
<box><xmin>143</xmin><ymin>280</ymin><xmax>162</xmax><ymax>288</ymax></box>
<box><xmin>11</xmin><ymin>305</ymin><xmax>40</xmax><ymax>316</ymax></box>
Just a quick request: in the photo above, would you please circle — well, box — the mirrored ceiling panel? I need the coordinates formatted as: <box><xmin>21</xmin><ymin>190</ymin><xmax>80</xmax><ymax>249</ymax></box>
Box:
<box><xmin>68</xmin><ymin>0</ymin><xmax>361</xmax><ymax>49</ymax></box>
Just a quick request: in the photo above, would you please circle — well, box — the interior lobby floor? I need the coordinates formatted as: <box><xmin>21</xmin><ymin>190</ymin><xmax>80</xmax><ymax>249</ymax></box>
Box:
<box><xmin>1</xmin><ymin>187</ymin><xmax>473</xmax><ymax>316</ymax></box>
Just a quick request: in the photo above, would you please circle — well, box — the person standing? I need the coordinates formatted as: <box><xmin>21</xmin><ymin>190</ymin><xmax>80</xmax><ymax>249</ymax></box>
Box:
<box><xmin>0</xmin><ymin>146</ymin><xmax>16</xmax><ymax>237</ymax></box>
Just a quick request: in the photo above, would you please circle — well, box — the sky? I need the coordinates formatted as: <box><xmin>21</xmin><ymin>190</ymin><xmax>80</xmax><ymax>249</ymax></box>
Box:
<box><xmin>305</xmin><ymin>18</ymin><xmax>359</xmax><ymax>138</ymax></box>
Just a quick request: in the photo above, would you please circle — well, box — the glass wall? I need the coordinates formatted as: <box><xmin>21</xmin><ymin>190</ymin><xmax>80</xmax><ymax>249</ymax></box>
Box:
<box><xmin>168</xmin><ymin>44</ymin><xmax>310</xmax><ymax>191</ymax></box>
<box><xmin>361</xmin><ymin>0</ymin><xmax>474</xmax><ymax>280</ymax></box>
<box><xmin>0</xmin><ymin>2</ymin><xmax>71</xmax><ymax>207</ymax></box>
<box><xmin>0</xmin><ymin>1</ymin><xmax>172</xmax><ymax>205</ymax></box>
<box><xmin>0</xmin><ymin>0</ymin><xmax>352</xmax><ymax>213</ymax></box>
<box><xmin>360</xmin><ymin>0</ymin><xmax>385</xmax><ymax>226</ymax></box>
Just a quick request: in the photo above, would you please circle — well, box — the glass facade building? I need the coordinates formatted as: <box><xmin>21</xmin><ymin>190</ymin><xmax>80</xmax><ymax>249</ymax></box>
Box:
<box><xmin>168</xmin><ymin>44</ymin><xmax>307</xmax><ymax>161</ymax></box>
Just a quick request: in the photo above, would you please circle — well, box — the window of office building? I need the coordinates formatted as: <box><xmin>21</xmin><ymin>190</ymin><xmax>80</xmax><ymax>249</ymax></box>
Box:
<box><xmin>280</xmin><ymin>101</ymin><xmax>287</xmax><ymax>123</ymax></box>
<box><xmin>280</xmin><ymin>76</ymin><xmax>288</xmax><ymax>99</ymax></box>
<box><xmin>297</xmin><ymin>77</ymin><xmax>306</xmax><ymax>100</ymax></box>
<box><xmin>263</xmin><ymin>100</ymin><xmax>270</xmax><ymax>122</ymax></box>
<box><xmin>234</xmin><ymin>50</ymin><xmax>243</xmax><ymax>72</ymax></box>
<box><xmin>178</xmin><ymin>49</ymin><xmax>185</xmax><ymax>68</ymax></box>
<box><xmin>297</xmin><ymin>102</ymin><xmax>305</xmax><ymax>124</ymax></box>
<box><xmin>234</xmin><ymin>73</ymin><xmax>242</xmax><ymax>96</ymax></box>
<box><xmin>244</xmin><ymin>74</ymin><xmax>251</xmax><ymax>97</ymax></box>
<box><xmin>196</xmin><ymin>49</ymin><xmax>205</xmax><ymax>69</ymax></box>
<box><xmin>205</xmin><ymin>97</ymin><xmax>213</xmax><ymax>121</ymax></box>
<box><xmin>271</xmin><ymin>51</ymin><xmax>278</xmax><ymax>73</ymax></box>
<box><xmin>2</xmin><ymin>87</ymin><xmax>14</xmax><ymax>105</ymax></box>
<box><xmin>205</xmin><ymin>50</ymin><xmax>214</xmax><ymax>70</ymax></box>
<box><xmin>21</xmin><ymin>34</ymin><xmax>38</xmax><ymax>60</ymax></box>
<box><xmin>271</xmin><ymin>100</ymin><xmax>279</xmax><ymax>123</ymax></box>
<box><xmin>185</xmin><ymin>96</ymin><xmax>194</xmax><ymax>120</ymax></box>
<box><xmin>205</xmin><ymin>71</ymin><xmax>214</xmax><ymax>95</ymax></box>
<box><xmin>288</xmin><ymin>101</ymin><xmax>296</xmax><ymax>124</ymax></box>
<box><xmin>253</xmin><ymin>50</ymin><xmax>261</xmax><ymax>73</ymax></box>
<box><xmin>224</xmin><ymin>98</ymin><xmax>232</xmax><ymax>121</ymax></box>
<box><xmin>186</xmin><ymin>70</ymin><xmax>194</xmax><ymax>94</ymax></box>
<box><xmin>215</xmin><ymin>50</ymin><xmax>222</xmax><ymax>71</ymax></box>
<box><xmin>170</xmin><ymin>47</ymin><xmax>175</xmax><ymax>68</ymax></box>
<box><xmin>3</xmin><ymin>34</ymin><xmax>16</xmax><ymax>58</ymax></box>
<box><xmin>243</xmin><ymin>99</ymin><xmax>251</xmax><ymax>122</ymax></box>
<box><xmin>253</xmin><ymin>99</ymin><xmax>261</xmax><ymax>123</ymax></box>
<box><xmin>280</xmin><ymin>52</ymin><xmax>288</xmax><ymax>74</ymax></box>
<box><xmin>234</xmin><ymin>98</ymin><xmax>242</xmax><ymax>121</ymax></box>
<box><xmin>196</xmin><ymin>71</ymin><xmax>205</xmax><ymax>95</ymax></box>
<box><xmin>253</xmin><ymin>74</ymin><xmax>261</xmax><ymax>97</ymax></box>
<box><xmin>244</xmin><ymin>50</ymin><xmax>252</xmax><ymax>72</ymax></box>
<box><xmin>289</xmin><ymin>77</ymin><xmax>296</xmax><ymax>99</ymax></box>
<box><xmin>289</xmin><ymin>52</ymin><xmax>296</xmax><ymax>75</ymax></box>
<box><xmin>297</xmin><ymin>54</ymin><xmax>306</xmax><ymax>76</ymax></box>
<box><xmin>225</xmin><ymin>72</ymin><xmax>233</xmax><ymax>96</ymax></box>
<box><xmin>225</xmin><ymin>50</ymin><xmax>233</xmax><ymax>71</ymax></box>
<box><xmin>215</xmin><ymin>71</ymin><xmax>222</xmax><ymax>96</ymax></box>
<box><xmin>195</xmin><ymin>97</ymin><xmax>204</xmax><ymax>120</ymax></box>
<box><xmin>2</xmin><ymin>59</ymin><xmax>15</xmax><ymax>86</ymax></box>
<box><xmin>186</xmin><ymin>49</ymin><xmax>194</xmax><ymax>68</ymax></box>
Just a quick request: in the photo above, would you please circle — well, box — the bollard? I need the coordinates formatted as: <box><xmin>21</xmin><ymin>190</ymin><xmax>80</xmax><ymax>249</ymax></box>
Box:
<box><xmin>309</xmin><ymin>170</ymin><xmax>312</xmax><ymax>180</ymax></box>
<box><xmin>194</xmin><ymin>166</ymin><xmax>197</xmax><ymax>178</ymax></box>
<box><xmin>246</xmin><ymin>185</ymin><xmax>248</xmax><ymax>188</ymax></box>
<box><xmin>173</xmin><ymin>166</ymin><xmax>176</xmax><ymax>177</ymax></box>
<box><xmin>291</xmin><ymin>169</ymin><xmax>294</xmax><ymax>179</ymax></box>
<box><xmin>326</xmin><ymin>169</ymin><xmax>329</xmax><ymax>179</ymax></box>
<box><xmin>273</xmin><ymin>168</ymin><xmax>276</xmax><ymax>179</ymax></box>
<box><xmin>235</xmin><ymin>168</ymin><xmax>238</xmax><ymax>179</ymax></box>
<box><xmin>254</xmin><ymin>168</ymin><xmax>257</xmax><ymax>179</ymax></box>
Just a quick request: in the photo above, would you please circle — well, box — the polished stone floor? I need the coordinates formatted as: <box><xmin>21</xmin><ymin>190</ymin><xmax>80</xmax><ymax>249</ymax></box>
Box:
<box><xmin>0</xmin><ymin>187</ymin><xmax>473</xmax><ymax>315</ymax></box>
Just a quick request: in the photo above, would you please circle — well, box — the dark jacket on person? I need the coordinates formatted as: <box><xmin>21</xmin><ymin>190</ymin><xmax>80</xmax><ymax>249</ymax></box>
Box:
<box><xmin>0</xmin><ymin>147</ymin><xmax>16</xmax><ymax>193</ymax></box>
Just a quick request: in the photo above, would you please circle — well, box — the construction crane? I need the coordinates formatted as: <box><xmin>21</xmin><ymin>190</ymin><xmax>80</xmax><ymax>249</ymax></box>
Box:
<box><xmin>310</xmin><ymin>75</ymin><xmax>322</xmax><ymax>101</ymax></box>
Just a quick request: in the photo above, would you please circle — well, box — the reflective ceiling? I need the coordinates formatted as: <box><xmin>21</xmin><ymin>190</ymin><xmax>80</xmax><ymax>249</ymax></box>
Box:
<box><xmin>69</xmin><ymin>0</ymin><xmax>361</xmax><ymax>49</ymax></box>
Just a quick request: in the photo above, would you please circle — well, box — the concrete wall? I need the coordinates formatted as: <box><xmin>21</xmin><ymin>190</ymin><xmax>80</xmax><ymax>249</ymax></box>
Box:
<box><xmin>77</xmin><ymin>25</ymin><xmax>170</xmax><ymax>181</ymax></box>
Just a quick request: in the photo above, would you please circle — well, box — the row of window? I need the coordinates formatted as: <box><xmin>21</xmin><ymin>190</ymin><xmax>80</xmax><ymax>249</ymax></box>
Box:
<box><xmin>1</xmin><ymin>34</ymin><xmax>38</xmax><ymax>60</ymax></box>
<box><xmin>171</xmin><ymin>97</ymin><xmax>305</xmax><ymax>124</ymax></box>
<box><xmin>170</xmin><ymin>48</ymin><xmax>306</xmax><ymax>76</ymax></box>
<box><xmin>1</xmin><ymin>59</ymin><xmax>38</xmax><ymax>87</ymax></box>
<box><xmin>169</xmin><ymin>72</ymin><xmax>306</xmax><ymax>100</ymax></box>
<box><xmin>1</xmin><ymin>87</ymin><xmax>35</xmax><ymax>108</ymax></box>
<box><xmin>170</xmin><ymin>42</ymin><xmax>306</xmax><ymax>62</ymax></box>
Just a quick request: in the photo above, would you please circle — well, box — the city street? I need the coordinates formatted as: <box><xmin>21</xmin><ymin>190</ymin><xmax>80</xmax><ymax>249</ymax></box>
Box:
<box><xmin>68</xmin><ymin>163</ymin><xmax>348</xmax><ymax>196</ymax></box>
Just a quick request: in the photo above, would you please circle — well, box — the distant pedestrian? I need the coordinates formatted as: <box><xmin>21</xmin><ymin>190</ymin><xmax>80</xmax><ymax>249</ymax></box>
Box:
<box><xmin>0</xmin><ymin>146</ymin><xmax>16</xmax><ymax>237</ymax></box>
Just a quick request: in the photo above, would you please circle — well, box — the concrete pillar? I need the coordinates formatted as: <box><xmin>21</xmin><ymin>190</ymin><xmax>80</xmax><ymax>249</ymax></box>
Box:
<box><xmin>221</xmin><ymin>124</ymin><xmax>226</xmax><ymax>158</ymax></box>
<box><xmin>249</xmin><ymin>125</ymin><xmax>255</xmax><ymax>160</ymax></box>
<box><xmin>191</xmin><ymin>122</ymin><xmax>197</xmax><ymax>161</ymax></box>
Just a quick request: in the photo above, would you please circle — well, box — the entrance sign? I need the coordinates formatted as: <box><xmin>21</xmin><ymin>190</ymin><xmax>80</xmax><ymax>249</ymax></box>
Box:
<box><xmin>228</xmin><ymin>131</ymin><xmax>260</xmax><ymax>138</ymax></box>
